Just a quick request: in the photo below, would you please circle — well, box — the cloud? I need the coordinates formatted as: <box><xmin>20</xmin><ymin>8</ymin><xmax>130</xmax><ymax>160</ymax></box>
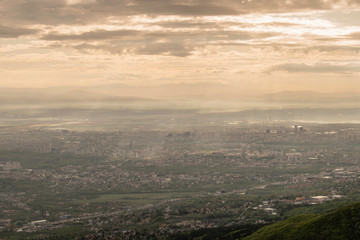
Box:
<box><xmin>40</xmin><ymin>27</ymin><xmax>278</xmax><ymax>56</ymax></box>
<box><xmin>266</xmin><ymin>44</ymin><xmax>360</xmax><ymax>55</ymax></box>
<box><xmin>94</xmin><ymin>0</ymin><xmax>360</xmax><ymax>16</ymax></box>
<box><xmin>1</xmin><ymin>1</ymin><xmax>358</xmax><ymax>59</ymax></box>
<box><xmin>0</xmin><ymin>0</ymin><xmax>82</xmax><ymax>25</ymax></box>
<box><xmin>69</xmin><ymin>40</ymin><xmax>194</xmax><ymax>57</ymax></box>
<box><xmin>0</xmin><ymin>25</ymin><xmax>39</xmax><ymax>38</ymax></box>
<box><xmin>317</xmin><ymin>31</ymin><xmax>360</xmax><ymax>41</ymax></box>
<box><xmin>348</xmin><ymin>31</ymin><xmax>360</xmax><ymax>39</ymax></box>
<box><xmin>322</xmin><ymin>10</ymin><xmax>360</xmax><ymax>27</ymax></box>
<box><xmin>42</xmin><ymin>29</ymin><xmax>140</xmax><ymax>41</ymax></box>
<box><xmin>135</xmin><ymin>41</ymin><xmax>194</xmax><ymax>57</ymax></box>
<box><xmin>71</xmin><ymin>43</ymin><xmax>127</xmax><ymax>55</ymax></box>
<box><xmin>42</xmin><ymin>28</ymin><xmax>276</xmax><ymax>41</ymax></box>
<box><xmin>269</xmin><ymin>63</ymin><xmax>360</xmax><ymax>74</ymax></box>
<box><xmin>1</xmin><ymin>0</ymin><xmax>359</xmax><ymax>26</ymax></box>
<box><xmin>155</xmin><ymin>20</ymin><xmax>233</xmax><ymax>29</ymax></box>
<box><xmin>302</xmin><ymin>45</ymin><xmax>360</xmax><ymax>54</ymax></box>
<box><xmin>129</xmin><ymin>1</ymin><xmax>239</xmax><ymax>16</ymax></box>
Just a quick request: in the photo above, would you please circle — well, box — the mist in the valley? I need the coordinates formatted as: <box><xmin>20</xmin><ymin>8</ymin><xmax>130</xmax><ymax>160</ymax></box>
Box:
<box><xmin>1</xmin><ymin>85</ymin><xmax>360</xmax><ymax>131</ymax></box>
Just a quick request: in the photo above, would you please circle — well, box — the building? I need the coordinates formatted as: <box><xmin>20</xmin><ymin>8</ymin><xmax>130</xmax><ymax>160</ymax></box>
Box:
<box><xmin>0</xmin><ymin>219</ymin><xmax>11</xmax><ymax>231</ymax></box>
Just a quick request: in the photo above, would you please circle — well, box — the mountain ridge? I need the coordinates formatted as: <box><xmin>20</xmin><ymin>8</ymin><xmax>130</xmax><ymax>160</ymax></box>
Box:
<box><xmin>243</xmin><ymin>201</ymin><xmax>360</xmax><ymax>240</ymax></box>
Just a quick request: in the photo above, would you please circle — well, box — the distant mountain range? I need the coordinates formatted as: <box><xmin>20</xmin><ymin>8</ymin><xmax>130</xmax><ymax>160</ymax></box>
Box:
<box><xmin>263</xmin><ymin>91</ymin><xmax>360</xmax><ymax>103</ymax></box>
<box><xmin>1</xmin><ymin>86</ymin><xmax>360</xmax><ymax>109</ymax></box>
<box><xmin>0</xmin><ymin>87</ymin><xmax>156</xmax><ymax>105</ymax></box>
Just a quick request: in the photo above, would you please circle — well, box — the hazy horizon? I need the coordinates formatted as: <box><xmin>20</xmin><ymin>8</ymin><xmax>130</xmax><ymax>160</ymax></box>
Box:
<box><xmin>1</xmin><ymin>0</ymin><xmax>359</xmax><ymax>109</ymax></box>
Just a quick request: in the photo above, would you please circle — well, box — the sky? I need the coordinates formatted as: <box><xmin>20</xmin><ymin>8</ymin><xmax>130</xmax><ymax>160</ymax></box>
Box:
<box><xmin>0</xmin><ymin>0</ymin><xmax>360</xmax><ymax>100</ymax></box>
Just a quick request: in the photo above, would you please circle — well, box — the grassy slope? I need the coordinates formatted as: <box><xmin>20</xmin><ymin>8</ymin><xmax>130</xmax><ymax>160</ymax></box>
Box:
<box><xmin>243</xmin><ymin>202</ymin><xmax>360</xmax><ymax>240</ymax></box>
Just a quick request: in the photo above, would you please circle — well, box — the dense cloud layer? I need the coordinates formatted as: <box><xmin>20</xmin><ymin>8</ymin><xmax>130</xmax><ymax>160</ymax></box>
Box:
<box><xmin>0</xmin><ymin>0</ymin><xmax>359</xmax><ymax>92</ymax></box>
<box><xmin>0</xmin><ymin>0</ymin><xmax>359</xmax><ymax>26</ymax></box>
<box><xmin>270</xmin><ymin>63</ymin><xmax>360</xmax><ymax>74</ymax></box>
<box><xmin>0</xmin><ymin>25</ymin><xmax>38</xmax><ymax>38</ymax></box>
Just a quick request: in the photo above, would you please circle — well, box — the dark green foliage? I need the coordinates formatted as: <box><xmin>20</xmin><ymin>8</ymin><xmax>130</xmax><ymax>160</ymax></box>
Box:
<box><xmin>0</xmin><ymin>224</ymin><xmax>86</xmax><ymax>240</ymax></box>
<box><xmin>0</xmin><ymin>150</ymin><xmax>101</xmax><ymax>169</ymax></box>
<box><xmin>169</xmin><ymin>224</ymin><xmax>265</xmax><ymax>240</ymax></box>
<box><xmin>0</xmin><ymin>178</ymin><xmax>50</xmax><ymax>193</ymax></box>
<box><xmin>244</xmin><ymin>202</ymin><xmax>360</xmax><ymax>240</ymax></box>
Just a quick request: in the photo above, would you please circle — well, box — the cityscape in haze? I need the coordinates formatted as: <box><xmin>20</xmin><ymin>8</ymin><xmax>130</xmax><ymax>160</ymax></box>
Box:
<box><xmin>1</xmin><ymin>0</ymin><xmax>360</xmax><ymax>239</ymax></box>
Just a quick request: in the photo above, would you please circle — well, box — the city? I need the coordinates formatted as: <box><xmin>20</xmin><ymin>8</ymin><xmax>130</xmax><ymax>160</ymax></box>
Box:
<box><xmin>1</xmin><ymin>121</ymin><xmax>359</xmax><ymax>238</ymax></box>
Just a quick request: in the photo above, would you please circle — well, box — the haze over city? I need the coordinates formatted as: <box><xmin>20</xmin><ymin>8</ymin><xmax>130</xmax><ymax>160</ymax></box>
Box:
<box><xmin>2</xmin><ymin>1</ymin><xmax>360</xmax><ymax>239</ymax></box>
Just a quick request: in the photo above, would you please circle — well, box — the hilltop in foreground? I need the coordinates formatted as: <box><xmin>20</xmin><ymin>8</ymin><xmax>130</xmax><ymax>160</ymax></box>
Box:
<box><xmin>173</xmin><ymin>202</ymin><xmax>360</xmax><ymax>240</ymax></box>
<box><xmin>243</xmin><ymin>202</ymin><xmax>360</xmax><ymax>240</ymax></box>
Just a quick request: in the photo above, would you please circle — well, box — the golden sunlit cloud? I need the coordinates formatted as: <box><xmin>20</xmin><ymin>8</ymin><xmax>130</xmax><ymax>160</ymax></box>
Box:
<box><xmin>0</xmin><ymin>0</ymin><xmax>359</xmax><ymax>101</ymax></box>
